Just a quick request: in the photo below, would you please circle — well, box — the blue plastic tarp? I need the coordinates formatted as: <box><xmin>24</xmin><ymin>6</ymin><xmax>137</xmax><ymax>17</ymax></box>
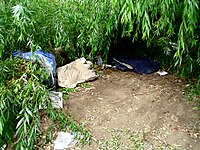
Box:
<box><xmin>12</xmin><ymin>49</ymin><xmax>56</xmax><ymax>86</ymax></box>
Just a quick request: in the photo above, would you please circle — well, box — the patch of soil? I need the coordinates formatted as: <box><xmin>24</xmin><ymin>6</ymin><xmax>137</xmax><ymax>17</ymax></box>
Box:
<box><xmin>65</xmin><ymin>69</ymin><xmax>200</xmax><ymax>149</ymax></box>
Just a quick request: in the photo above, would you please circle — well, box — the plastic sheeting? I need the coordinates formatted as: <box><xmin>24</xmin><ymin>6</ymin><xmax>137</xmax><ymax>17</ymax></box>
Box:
<box><xmin>12</xmin><ymin>49</ymin><xmax>56</xmax><ymax>86</ymax></box>
<box><xmin>54</xmin><ymin>132</ymin><xmax>77</xmax><ymax>150</ymax></box>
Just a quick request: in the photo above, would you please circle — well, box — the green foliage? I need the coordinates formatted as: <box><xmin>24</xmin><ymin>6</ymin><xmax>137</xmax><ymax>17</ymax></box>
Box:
<box><xmin>185</xmin><ymin>78</ymin><xmax>200</xmax><ymax>110</ymax></box>
<box><xmin>111</xmin><ymin>0</ymin><xmax>199</xmax><ymax>77</ymax></box>
<box><xmin>99</xmin><ymin>129</ymin><xmax>144</xmax><ymax>150</ymax></box>
<box><xmin>0</xmin><ymin>58</ymin><xmax>91</xmax><ymax>149</ymax></box>
<box><xmin>0</xmin><ymin>0</ymin><xmax>199</xmax><ymax>78</ymax></box>
<box><xmin>0</xmin><ymin>58</ymin><xmax>49</xmax><ymax>148</ymax></box>
<box><xmin>0</xmin><ymin>0</ymin><xmax>199</xmax><ymax>149</ymax></box>
<box><xmin>0</xmin><ymin>0</ymin><xmax>117</xmax><ymax>61</ymax></box>
<box><xmin>77</xmin><ymin>83</ymin><xmax>91</xmax><ymax>88</ymax></box>
<box><xmin>98</xmin><ymin>128</ymin><xmax>179</xmax><ymax>150</ymax></box>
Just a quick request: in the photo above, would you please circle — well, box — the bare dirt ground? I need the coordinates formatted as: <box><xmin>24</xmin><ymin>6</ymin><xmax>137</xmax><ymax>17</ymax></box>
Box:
<box><xmin>65</xmin><ymin>69</ymin><xmax>200</xmax><ymax>150</ymax></box>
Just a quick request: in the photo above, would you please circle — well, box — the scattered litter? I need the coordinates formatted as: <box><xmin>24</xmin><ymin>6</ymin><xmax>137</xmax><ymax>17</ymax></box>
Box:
<box><xmin>39</xmin><ymin>91</ymin><xmax>63</xmax><ymax>109</ymax></box>
<box><xmin>157</xmin><ymin>71</ymin><xmax>168</xmax><ymax>76</ymax></box>
<box><xmin>113</xmin><ymin>58</ymin><xmax>133</xmax><ymax>71</ymax></box>
<box><xmin>54</xmin><ymin>131</ymin><xmax>77</xmax><ymax>150</ymax></box>
<box><xmin>50</xmin><ymin>91</ymin><xmax>63</xmax><ymax>108</ymax></box>
<box><xmin>57</xmin><ymin>57</ymin><xmax>97</xmax><ymax>88</ymax></box>
<box><xmin>104</xmin><ymin>64</ymin><xmax>114</xmax><ymax>68</ymax></box>
<box><xmin>95</xmin><ymin>55</ymin><xmax>103</xmax><ymax>66</ymax></box>
<box><xmin>12</xmin><ymin>49</ymin><xmax>56</xmax><ymax>87</ymax></box>
<box><xmin>112</xmin><ymin>57</ymin><xmax>160</xmax><ymax>74</ymax></box>
<box><xmin>133</xmin><ymin>94</ymin><xmax>139</xmax><ymax>100</ymax></box>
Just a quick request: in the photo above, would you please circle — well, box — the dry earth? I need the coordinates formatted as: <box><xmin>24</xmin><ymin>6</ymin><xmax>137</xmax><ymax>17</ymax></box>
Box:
<box><xmin>65</xmin><ymin>69</ymin><xmax>200</xmax><ymax>150</ymax></box>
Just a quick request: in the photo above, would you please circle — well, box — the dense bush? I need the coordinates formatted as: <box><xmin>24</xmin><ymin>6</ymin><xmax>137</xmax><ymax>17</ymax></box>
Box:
<box><xmin>0</xmin><ymin>0</ymin><xmax>116</xmax><ymax>61</ymax></box>
<box><xmin>0</xmin><ymin>0</ymin><xmax>199</xmax><ymax>149</ymax></box>
<box><xmin>0</xmin><ymin>58</ymin><xmax>90</xmax><ymax>149</ymax></box>
<box><xmin>0</xmin><ymin>58</ymin><xmax>50</xmax><ymax>148</ymax></box>
<box><xmin>0</xmin><ymin>0</ymin><xmax>199</xmax><ymax>77</ymax></box>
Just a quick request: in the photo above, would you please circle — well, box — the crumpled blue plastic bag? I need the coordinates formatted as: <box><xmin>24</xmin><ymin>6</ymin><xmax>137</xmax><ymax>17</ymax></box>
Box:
<box><xmin>12</xmin><ymin>49</ymin><xmax>56</xmax><ymax>86</ymax></box>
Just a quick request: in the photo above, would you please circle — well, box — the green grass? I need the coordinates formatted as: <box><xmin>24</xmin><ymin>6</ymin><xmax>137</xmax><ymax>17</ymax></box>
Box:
<box><xmin>98</xmin><ymin>128</ymin><xmax>180</xmax><ymax>150</ymax></box>
<box><xmin>77</xmin><ymin>83</ymin><xmax>92</xmax><ymax>89</ymax></box>
<box><xmin>98</xmin><ymin>129</ymin><xmax>144</xmax><ymax>150</ymax></box>
<box><xmin>185</xmin><ymin>78</ymin><xmax>200</xmax><ymax>110</ymax></box>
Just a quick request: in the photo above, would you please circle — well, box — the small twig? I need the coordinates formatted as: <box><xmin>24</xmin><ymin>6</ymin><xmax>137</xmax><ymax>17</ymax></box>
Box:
<box><xmin>167</xmin><ymin>64</ymin><xmax>174</xmax><ymax>72</ymax></box>
<box><xmin>133</xmin><ymin>94</ymin><xmax>139</xmax><ymax>100</ymax></box>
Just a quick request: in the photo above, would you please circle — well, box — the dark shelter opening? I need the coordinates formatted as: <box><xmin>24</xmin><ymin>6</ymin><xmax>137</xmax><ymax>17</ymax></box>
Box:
<box><xmin>107</xmin><ymin>37</ymin><xmax>161</xmax><ymax>74</ymax></box>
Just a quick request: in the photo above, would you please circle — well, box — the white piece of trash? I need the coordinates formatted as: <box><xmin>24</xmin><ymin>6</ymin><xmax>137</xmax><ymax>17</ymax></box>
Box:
<box><xmin>54</xmin><ymin>132</ymin><xmax>77</xmax><ymax>150</ymax></box>
<box><xmin>50</xmin><ymin>91</ymin><xmax>63</xmax><ymax>108</ymax></box>
<box><xmin>157</xmin><ymin>71</ymin><xmax>168</xmax><ymax>76</ymax></box>
<box><xmin>39</xmin><ymin>91</ymin><xmax>63</xmax><ymax>109</ymax></box>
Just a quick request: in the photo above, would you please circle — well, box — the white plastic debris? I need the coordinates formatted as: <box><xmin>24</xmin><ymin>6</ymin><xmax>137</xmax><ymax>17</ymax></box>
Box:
<box><xmin>157</xmin><ymin>70</ymin><xmax>168</xmax><ymax>76</ymax></box>
<box><xmin>54</xmin><ymin>132</ymin><xmax>77</xmax><ymax>150</ymax></box>
<box><xmin>49</xmin><ymin>91</ymin><xmax>63</xmax><ymax>108</ymax></box>
<box><xmin>39</xmin><ymin>91</ymin><xmax>63</xmax><ymax>109</ymax></box>
<box><xmin>105</xmin><ymin>64</ymin><xmax>114</xmax><ymax>68</ymax></box>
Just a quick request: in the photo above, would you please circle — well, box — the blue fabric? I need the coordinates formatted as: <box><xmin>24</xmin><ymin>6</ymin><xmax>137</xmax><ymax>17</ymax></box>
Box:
<box><xmin>34</xmin><ymin>49</ymin><xmax>56</xmax><ymax>76</ymax></box>
<box><xmin>12</xmin><ymin>51</ymin><xmax>33</xmax><ymax>60</ymax></box>
<box><xmin>113</xmin><ymin>57</ymin><xmax>160</xmax><ymax>74</ymax></box>
<box><xmin>12</xmin><ymin>49</ymin><xmax>56</xmax><ymax>76</ymax></box>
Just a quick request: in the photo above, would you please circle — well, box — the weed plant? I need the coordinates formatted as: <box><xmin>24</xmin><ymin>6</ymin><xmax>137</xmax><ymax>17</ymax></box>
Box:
<box><xmin>185</xmin><ymin>78</ymin><xmax>200</xmax><ymax>110</ymax></box>
<box><xmin>0</xmin><ymin>58</ymin><xmax>90</xmax><ymax>149</ymax></box>
<box><xmin>98</xmin><ymin>128</ymin><xmax>179</xmax><ymax>150</ymax></box>
<box><xmin>0</xmin><ymin>58</ymin><xmax>48</xmax><ymax>148</ymax></box>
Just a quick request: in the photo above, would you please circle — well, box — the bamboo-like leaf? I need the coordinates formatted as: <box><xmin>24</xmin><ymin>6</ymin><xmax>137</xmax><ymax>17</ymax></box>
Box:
<box><xmin>0</xmin><ymin>118</ymin><xmax>3</xmax><ymax>135</ymax></box>
<box><xmin>24</xmin><ymin>112</ymin><xmax>29</xmax><ymax>124</ymax></box>
<box><xmin>26</xmin><ymin>107</ymin><xmax>33</xmax><ymax>117</ymax></box>
<box><xmin>23</xmin><ymin>121</ymin><xmax>27</xmax><ymax>134</ymax></box>
<box><xmin>16</xmin><ymin>117</ymin><xmax>24</xmax><ymax>129</ymax></box>
<box><xmin>0</xmin><ymin>0</ymin><xmax>199</xmax><ymax>148</ymax></box>
<box><xmin>144</xmin><ymin>11</ymin><xmax>151</xmax><ymax>28</ymax></box>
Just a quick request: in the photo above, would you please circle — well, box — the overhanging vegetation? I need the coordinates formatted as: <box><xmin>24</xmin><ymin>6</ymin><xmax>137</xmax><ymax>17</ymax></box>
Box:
<box><xmin>0</xmin><ymin>0</ymin><xmax>199</xmax><ymax>149</ymax></box>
